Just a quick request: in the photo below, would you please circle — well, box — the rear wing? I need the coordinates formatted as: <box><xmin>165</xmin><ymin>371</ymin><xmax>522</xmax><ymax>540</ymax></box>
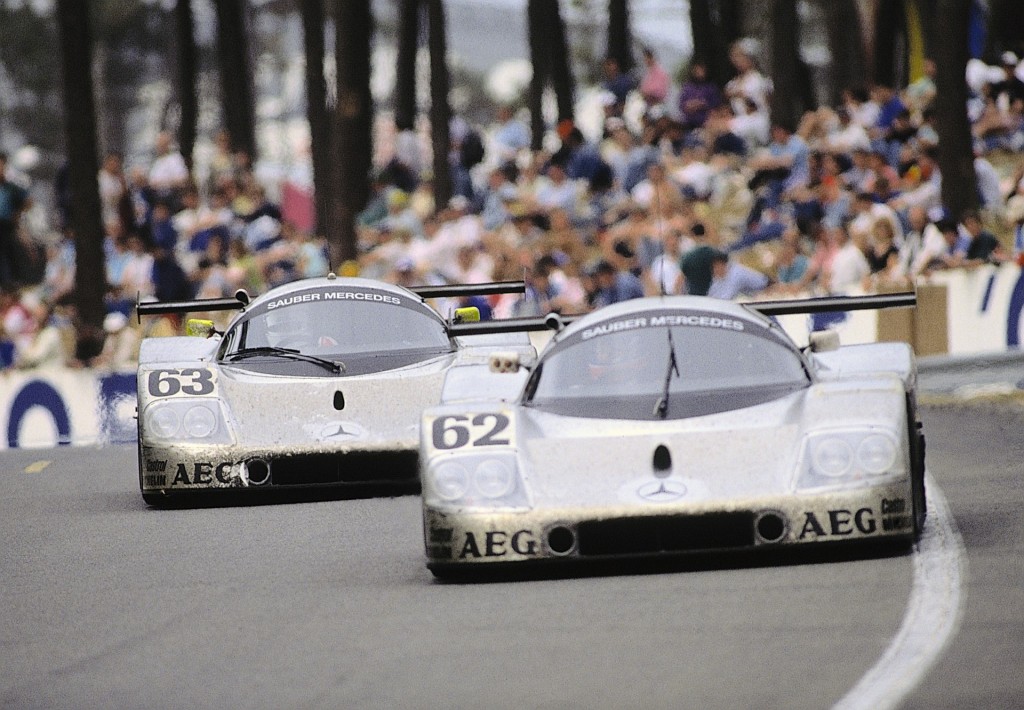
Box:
<box><xmin>448</xmin><ymin>292</ymin><xmax>917</xmax><ymax>337</ymax></box>
<box><xmin>744</xmin><ymin>292</ymin><xmax>916</xmax><ymax>316</ymax></box>
<box><xmin>136</xmin><ymin>280</ymin><xmax>527</xmax><ymax>323</ymax></box>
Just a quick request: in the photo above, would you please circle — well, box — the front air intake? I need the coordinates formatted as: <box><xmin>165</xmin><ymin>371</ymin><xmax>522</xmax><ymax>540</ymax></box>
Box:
<box><xmin>576</xmin><ymin>513</ymin><xmax>755</xmax><ymax>556</ymax></box>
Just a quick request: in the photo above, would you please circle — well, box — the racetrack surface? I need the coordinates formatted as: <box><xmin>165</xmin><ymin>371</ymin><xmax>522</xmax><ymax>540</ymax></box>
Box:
<box><xmin>0</xmin><ymin>403</ymin><xmax>1021</xmax><ymax>709</ymax></box>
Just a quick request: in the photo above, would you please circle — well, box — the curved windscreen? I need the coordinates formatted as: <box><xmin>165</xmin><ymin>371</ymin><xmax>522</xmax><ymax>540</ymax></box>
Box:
<box><xmin>525</xmin><ymin>309</ymin><xmax>809</xmax><ymax>419</ymax></box>
<box><xmin>220</xmin><ymin>286</ymin><xmax>453</xmax><ymax>375</ymax></box>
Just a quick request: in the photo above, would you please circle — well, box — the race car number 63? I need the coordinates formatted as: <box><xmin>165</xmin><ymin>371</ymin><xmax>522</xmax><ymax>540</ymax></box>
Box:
<box><xmin>432</xmin><ymin>414</ymin><xmax>510</xmax><ymax>449</ymax></box>
<box><xmin>147</xmin><ymin>368</ymin><xmax>215</xmax><ymax>397</ymax></box>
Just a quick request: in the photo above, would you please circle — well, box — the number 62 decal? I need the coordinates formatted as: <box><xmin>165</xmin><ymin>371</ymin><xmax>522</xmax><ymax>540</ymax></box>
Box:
<box><xmin>147</xmin><ymin>368</ymin><xmax>216</xmax><ymax>397</ymax></box>
<box><xmin>431</xmin><ymin>413</ymin><xmax>512</xmax><ymax>450</ymax></box>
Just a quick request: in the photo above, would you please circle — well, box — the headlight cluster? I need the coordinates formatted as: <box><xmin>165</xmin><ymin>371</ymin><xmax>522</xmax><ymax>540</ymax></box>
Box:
<box><xmin>426</xmin><ymin>454</ymin><xmax>527</xmax><ymax>508</ymax></box>
<box><xmin>143</xmin><ymin>399</ymin><xmax>233</xmax><ymax>444</ymax></box>
<box><xmin>798</xmin><ymin>429</ymin><xmax>904</xmax><ymax>488</ymax></box>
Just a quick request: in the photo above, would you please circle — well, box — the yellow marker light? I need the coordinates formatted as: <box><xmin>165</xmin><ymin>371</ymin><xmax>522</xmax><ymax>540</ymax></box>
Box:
<box><xmin>186</xmin><ymin>319</ymin><xmax>215</xmax><ymax>337</ymax></box>
<box><xmin>454</xmin><ymin>307</ymin><xmax>480</xmax><ymax>323</ymax></box>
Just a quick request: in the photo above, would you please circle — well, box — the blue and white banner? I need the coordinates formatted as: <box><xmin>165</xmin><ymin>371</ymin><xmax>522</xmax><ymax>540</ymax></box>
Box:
<box><xmin>0</xmin><ymin>369</ymin><xmax>136</xmax><ymax>449</ymax></box>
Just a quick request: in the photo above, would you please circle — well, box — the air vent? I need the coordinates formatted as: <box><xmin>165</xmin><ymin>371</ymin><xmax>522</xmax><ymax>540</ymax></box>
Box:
<box><xmin>652</xmin><ymin>444</ymin><xmax>672</xmax><ymax>473</ymax></box>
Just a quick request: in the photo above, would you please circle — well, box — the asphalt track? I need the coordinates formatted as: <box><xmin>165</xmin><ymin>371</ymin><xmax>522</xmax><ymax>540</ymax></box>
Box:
<box><xmin>0</xmin><ymin>403</ymin><xmax>1022</xmax><ymax>709</ymax></box>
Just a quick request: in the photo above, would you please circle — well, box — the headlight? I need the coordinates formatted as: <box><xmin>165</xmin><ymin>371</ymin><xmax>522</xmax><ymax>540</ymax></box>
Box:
<box><xmin>142</xmin><ymin>399</ymin><xmax>233</xmax><ymax>444</ymax></box>
<box><xmin>474</xmin><ymin>459</ymin><xmax>515</xmax><ymax>498</ymax></box>
<box><xmin>857</xmin><ymin>434</ymin><xmax>897</xmax><ymax>474</ymax></box>
<box><xmin>798</xmin><ymin>429</ymin><xmax>904</xmax><ymax>488</ymax></box>
<box><xmin>811</xmin><ymin>438</ymin><xmax>854</xmax><ymax>477</ymax></box>
<box><xmin>433</xmin><ymin>460</ymin><xmax>470</xmax><ymax>500</ymax></box>
<box><xmin>425</xmin><ymin>453</ymin><xmax>527</xmax><ymax>508</ymax></box>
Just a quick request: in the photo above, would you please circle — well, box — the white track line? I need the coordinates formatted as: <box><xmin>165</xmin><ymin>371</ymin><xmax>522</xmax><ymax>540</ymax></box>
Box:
<box><xmin>833</xmin><ymin>472</ymin><xmax>967</xmax><ymax>710</ymax></box>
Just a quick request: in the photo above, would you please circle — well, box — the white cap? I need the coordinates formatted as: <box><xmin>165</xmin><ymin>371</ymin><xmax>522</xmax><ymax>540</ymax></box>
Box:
<box><xmin>104</xmin><ymin>312</ymin><xmax>128</xmax><ymax>333</ymax></box>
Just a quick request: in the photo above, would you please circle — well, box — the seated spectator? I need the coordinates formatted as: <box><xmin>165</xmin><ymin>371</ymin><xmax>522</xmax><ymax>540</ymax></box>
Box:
<box><xmin>707</xmin><ymin>250</ymin><xmax>770</xmax><ymax>300</ymax></box>
<box><xmin>91</xmin><ymin>311</ymin><xmax>141</xmax><ymax>371</ymax></box>
<box><xmin>12</xmin><ymin>295</ymin><xmax>66</xmax><ymax>369</ymax></box>
<box><xmin>771</xmin><ymin>228</ymin><xmax>810</xmax><ymax>291</ymax></box>
<box><xmin>677</xmin><ymin>60</ymin><xmax>722</xmax><ymax>133</ymax></box>
<box><xmin>589</xmin><ymin>258</ymin><xmax>644</xmax><ymax>309</ymax></box>
<box><xmin>960</xmin><ymin>209</ymin><xmax>1008</xmax><ymax>266</ymax></box>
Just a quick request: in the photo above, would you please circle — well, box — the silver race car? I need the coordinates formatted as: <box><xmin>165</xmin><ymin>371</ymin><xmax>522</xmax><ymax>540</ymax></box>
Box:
<box><xmin>136</xmin><ymin>275</ymin><xmax>535</xmax><ymax>506</ymax></box>
<box><xmin>419</xmin><ymin>293</ymin><xmax>925</xmax><ymax>577</ymax></box>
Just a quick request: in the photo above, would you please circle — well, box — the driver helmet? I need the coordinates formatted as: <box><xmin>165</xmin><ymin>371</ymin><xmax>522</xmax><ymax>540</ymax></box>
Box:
<box><xmin>264</xmin><ymin>307</ymin><xmax>309</xmax><ymax>347</ymax></box>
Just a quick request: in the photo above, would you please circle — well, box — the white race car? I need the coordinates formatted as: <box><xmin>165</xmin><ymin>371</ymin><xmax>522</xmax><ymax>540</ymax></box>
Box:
<box><xmin>419</xmin><ymin>293</ymin><xmax>925</xmax><ymax>577</ymax></box>
<box><xmin>136</xmin><ymin>275</ymin><xmax>535</xmax><ymax>506</ymax></box>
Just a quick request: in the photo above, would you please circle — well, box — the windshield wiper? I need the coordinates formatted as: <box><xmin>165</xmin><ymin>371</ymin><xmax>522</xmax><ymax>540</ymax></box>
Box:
<box><xmin>224</xmin><ymin>346</ymin><xmax>345</xmax><ymax>374</ymax></box>
<box><xmin>653</xmin><ymin>329</ymin><xmax>680</xmax><ymax>419</ymax></box>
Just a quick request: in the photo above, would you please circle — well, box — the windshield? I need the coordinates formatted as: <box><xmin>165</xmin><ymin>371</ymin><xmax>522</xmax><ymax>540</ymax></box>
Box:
<box><xmin>525</xmin><ymin>309</ymin><xmax>809</xmax><ymax>419</ymax></box>
<box><xmin>220</xmin><ymin>286</ymin><xmax>453</xmax><ymax>375</ymax></box>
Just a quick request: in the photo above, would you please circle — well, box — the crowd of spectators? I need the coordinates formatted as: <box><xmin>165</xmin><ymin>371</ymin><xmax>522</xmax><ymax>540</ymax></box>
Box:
<box><xmin>2</xmin><ymin>41</ymin><xmax>1024</xmax><ymax>371</ymax></box>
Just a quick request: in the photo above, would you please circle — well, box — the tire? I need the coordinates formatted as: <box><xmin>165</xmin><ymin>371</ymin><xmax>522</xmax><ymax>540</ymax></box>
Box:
<box><xmin>907</xmin><ymin>392</ymin><xmax>927</xmax><ymax>539</ymax></box>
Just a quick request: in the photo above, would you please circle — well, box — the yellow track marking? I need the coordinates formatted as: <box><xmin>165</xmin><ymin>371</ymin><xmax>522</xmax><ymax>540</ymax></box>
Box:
<box><xmin>24</xmin><ymin>460</ymin><xmax>52</xmax><ymax>474</ymax></box>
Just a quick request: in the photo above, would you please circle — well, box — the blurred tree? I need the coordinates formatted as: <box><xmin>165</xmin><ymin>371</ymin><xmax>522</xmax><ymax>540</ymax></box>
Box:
<box><xmin>931</xmin><ymin>0</ymin><xmax>978</xmax><ymax>221</ymax></box>
<box><xmin>871</xmin><ymin>0</ymin><xmax>909</xmax><ymax>89</ymax></box>
<box><xmin>214</xmin><ymin>0</ymin><xmax>257</xmax><ymax>159</ymax></box>
<box><xmin>527</xmin><ymin>0</ymin><xmax>574</xmax><ymax>149</ymax></box>
<box><xmin>547</xmin><ymin>0</ymin><xmax>575</xmax><ymax>127</ymax></box>
<box><xmin>526</xmin><ymin>0</ymin><xmax>551</xmax><ymax>151</ymax></box>
<box><xmin>606</xmin><ymin>0</ymin><xmax>632</xmax><ymax>74</ymax></box>
<box><xmin>395</xmin><ymin>0</ymin><xmax>422</xmax><ymax>132</ymax></box>
<box><xmin>174</xmin><ymin>0</ymin><xmax>198</xmax><ymax>169</ymax></box>
<box><xmin>334</xmin><ymin>0</ymin><xmax>373</xmax><ymax>266</ymax></box>
<box><xmin>689</xmin><ymin>0</ymin><xmax>739</xmax><ymax>88</ymax></box>
<box><xmin>0</xmin><ymin>6</ymin><xmax>65</xmax><ymax>162</ymax></box>
<box><xmin>301</xmin><ymin>0</ymin><xmax>336</xmax><ymax>245</ymax></box>
<box><xmin>987</xmin><ymin>0</ymin><xmax>1024</xmax><ymax>58</ymax></box>
<box><xmin>822</xmin><ymin>0</ymin><xmax>866</xmax><ymax>104</ymax></box>
<box><xmin>426</xmin><ymin>0</ymin><xmax>452</xmax><ymax>208</ymax></box>
<box><xmin>769</xmin><ymin>0</ymin><xmax>815</xmax><ymax>129</ymax></box>
<box><xmin>55</xmin><ymin>0</ymin><xmax>106</xmax><ymax>360</ymax></box>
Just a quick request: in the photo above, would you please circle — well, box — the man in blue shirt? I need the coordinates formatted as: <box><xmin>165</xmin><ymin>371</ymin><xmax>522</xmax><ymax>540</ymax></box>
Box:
<box><xmin>590</xmin><ymin>259</ymin><xmax>644</xmax><ymax>309</ymax></box>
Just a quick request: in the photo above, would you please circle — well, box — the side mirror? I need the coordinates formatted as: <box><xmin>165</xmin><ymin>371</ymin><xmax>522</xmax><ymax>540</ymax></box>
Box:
<box><xmin>186</xmin><ymin>319</ymin><xmax>216</xmax><ymax>338</ymax></box>
<box><xmin>453</xmin><ymin>306</ymin><xmax>481</xmax><ymax>324</ymax></box>
<box><xmin>489</xmin><ymin>351</ymin><xmax>521</xmax><ymax>373</ymax></box>
<box><xmin>808</xmin><ymin>329</ymin><xmax>840</xmax><ymax>352</ymax></box>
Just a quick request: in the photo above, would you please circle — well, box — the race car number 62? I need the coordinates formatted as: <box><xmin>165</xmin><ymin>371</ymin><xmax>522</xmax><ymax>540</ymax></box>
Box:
<box><xmin>432</xmin><ymin>414</ymin><xmax>510</xmax><ymax>449</ymax></box>
<box><xmin>147</xmin><ymin>368</ymin><xmax>215</xmax><ymax>397</ymax></box>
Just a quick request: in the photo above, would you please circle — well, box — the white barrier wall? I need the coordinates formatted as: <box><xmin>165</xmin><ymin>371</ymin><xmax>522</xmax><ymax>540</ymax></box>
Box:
<box><xmin>2</xmin><ymin>263</ymin><xmax>1022</xmax><ymax>449</ymax></box>
<box><xmin>0</xmin><ymin>369</ymin><xmax>136</xmax><ymax>449</ymax></box>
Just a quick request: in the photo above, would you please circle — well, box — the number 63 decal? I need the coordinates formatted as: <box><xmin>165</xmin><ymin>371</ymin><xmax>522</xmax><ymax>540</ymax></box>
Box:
<box><xmin>431</xmin><ymin>413</ymin><xmax>512</xmax><ymax>450</ymax></box>
<box><xmin>147</xmin><ymin>368</ymin><xmax>215</xmax><ymax>397</ymax></box>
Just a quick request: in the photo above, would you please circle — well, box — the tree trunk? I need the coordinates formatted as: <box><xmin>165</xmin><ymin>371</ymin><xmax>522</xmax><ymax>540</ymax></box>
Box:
<box><xmin>547</xmin><ymin>0</ymin><xmax>575</xmax><ymax>125</ymax></box>
<box><xmin>606</xmin><ymin>0</ymin><xmax>632</xmax><ymax>73</ymax></box>
<box><xmin>394</xmin><ymin>0</ymin><xmax>420</xmax><ymax>132</ymax></box>
<box><xmin>333</xmin><ymin>0</ymin><xmax>373</xmax><ymax>266</ymax></box>
<box><xmin>987</xmin><ymin>0</ymin><xmax>1024</xmax><ymax>60</ymax></box>
<box><xmin>769</xmin><ymin>0</ymin><xmax>803</xmax><ymax>130</ymax></box>
<box><xmin>300</xmin><ymin>0</ymin><xmax>335</xmax><ymax>243</ymax></box>
<box><xmin>174</xmin><ymin>0</ymin><xmax>198</xmax><ymax>170</ymax></box>
<box><xmin>214</xmin><ymin>0</ymin><xmax>256</xmax><ymax>159</ymax></box>
<box><xmin>823</xmin><ymin>0</ymin><xmax>866</xmax><ymax>104</ymax></box>
<box><xmin>932</xmin><ymin>0</ymin><xmax>977</xmax><ymax>221</ymax></box>
<box><xmin>55</xmin><ymin>0</ymin><xmax>106</xmax><ymax>358</ymax></box>
<box><xmin>872</xmin><ymin>0</ymin><xmax>907</xmax><ymax>88</ymax></box>
<box><xmin>689</xmin><ymin>0</ymin><xmax>723</xmax><ymax>86</ymax></box>
<box><xmin>527</xmin><ymin>0</ymin><xmax>550</xmax><ymax>151</ymax></box>
<box><xmin>426</xmin><ymin>0</ymin><xmax>452</xmax><ymax>209</ymax></box>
